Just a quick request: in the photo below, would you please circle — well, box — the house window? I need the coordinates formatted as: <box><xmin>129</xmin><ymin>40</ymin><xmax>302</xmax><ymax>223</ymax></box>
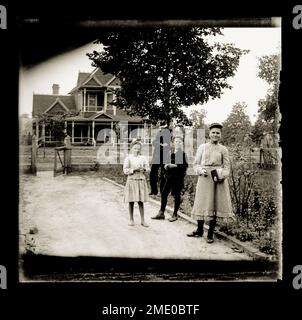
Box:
<box><xmin>88</xmin><ymin>93</ymin><xmax>97</xmax><ymax>106</ymax></box>
<box><xmin>106</xmin><ymin>92</ymin><xmax>114</xmax><ymax>111</ymax></box>
<box><xmin>84</xmin><ymin>90</ymin><xmax>104</xmax><ymax>111</ymax></box>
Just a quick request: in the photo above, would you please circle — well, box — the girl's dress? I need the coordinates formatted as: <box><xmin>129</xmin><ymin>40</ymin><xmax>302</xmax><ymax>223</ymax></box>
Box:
<box><xmin>191</xmin><ymin>142</ymin><xmax>235</xmax><ymax>222</ymax></box>
<box><xmin>123</xmin><ymin>154</ymin><xmax>150</xmax><ymax>203</ymax></box>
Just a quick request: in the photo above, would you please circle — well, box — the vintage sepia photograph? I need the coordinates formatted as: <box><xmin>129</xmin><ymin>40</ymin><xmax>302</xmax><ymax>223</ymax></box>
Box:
<box><xmin>18</xmin><ymin>19</ymin><xmax>282</xmax><ymax>282</ymax></box>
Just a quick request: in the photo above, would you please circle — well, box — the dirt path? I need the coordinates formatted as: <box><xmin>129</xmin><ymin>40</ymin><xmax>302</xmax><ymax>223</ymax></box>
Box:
<box><xmin>19</xmin><ymin>171</ymin><xmax>251</xmax><ymax>261</ymax></box>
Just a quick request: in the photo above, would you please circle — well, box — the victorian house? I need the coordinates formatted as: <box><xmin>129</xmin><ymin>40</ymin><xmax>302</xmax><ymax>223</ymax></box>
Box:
<box><xmin>32</xmin><ymin>68</ymin><xmax>151</xmax><ymax>145</ymax></box>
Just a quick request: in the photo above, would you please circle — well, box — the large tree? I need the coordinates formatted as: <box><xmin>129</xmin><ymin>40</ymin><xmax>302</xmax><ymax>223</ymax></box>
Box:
<box><xmin>222</xmin><ymin>102</ymin><xmax>252</xmax><ymax>146</ymax></box>
<box><xmin>87</xmin><ymin>27</ymin><xmax>247</xmax><ymax>126</ymax></box>
<box><xmin>250</xmin><ymin>114</ymin><xmax>274</xmax><ymax>146</ymax></box>
<box><xmin>257</xmin><ymin>54</ymin><xmax>281</xmax><ymax>134</ymax></box>
<box><xmin>190</xmin><ymin>109</ymin><xmax>207</xmax><ymax>129</ymax></box>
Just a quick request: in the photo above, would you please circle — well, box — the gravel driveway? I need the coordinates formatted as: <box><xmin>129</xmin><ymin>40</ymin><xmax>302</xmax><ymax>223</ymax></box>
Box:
<box><xmin>19</xmin><ymin>171</ymin><xmax>251</xmax><ymax>261</ymax></box>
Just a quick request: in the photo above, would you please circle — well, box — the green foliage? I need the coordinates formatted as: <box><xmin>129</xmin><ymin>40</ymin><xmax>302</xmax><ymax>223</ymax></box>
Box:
<box><xmin>189</xmin><ymin>109</ymin><xmax>207</xmax><ymax>129</ymax></box>
<box><xmin>257</xmin><ymin>54</ymin><xmax>281</xmax><ymax>132</ymax></box>
<box><xmin>221</xmin><ymin>145</ymin><xmax>280</xmax><ymax>257</ymax></box>
<box><xmin>250</xmin><ymin>115</ymin><xmax>274</xmax><ymax>146</ymax></box>
<box><xmin>228</xmin><ymin>144</ymin><xmax>256</xmax><ymax>216</ymax></box>
<box><xmin>221</xmin><ymin>102</ymin><xmax>252</xmax><ymax>146</ymax></box>
<box><xmin>258</xmin><ymin>54</ymin><xmax>280</xmax><ymax>85</ymax></box>
<box><xmin>88</xmin><ymin>27</ymin><xmax>248</xmax><ymax>125</ymax></box>
<box><xmin>37</xmin><ymin>112</ymin><xmax>78</xmax><ymax>144</ymax></box>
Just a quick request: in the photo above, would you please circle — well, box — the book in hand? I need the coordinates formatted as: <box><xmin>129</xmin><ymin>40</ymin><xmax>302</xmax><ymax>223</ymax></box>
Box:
<box><xmin>211</xmin><ymin>169</ymin><xmax>224</xmax><ymax>182</ymax></box>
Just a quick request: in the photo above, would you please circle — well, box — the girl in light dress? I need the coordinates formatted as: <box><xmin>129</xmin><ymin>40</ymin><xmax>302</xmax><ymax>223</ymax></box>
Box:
<box><xmin>123</xmin><ymin>139</ymin><xmax>150</xmax><ymax>227</ymax></box>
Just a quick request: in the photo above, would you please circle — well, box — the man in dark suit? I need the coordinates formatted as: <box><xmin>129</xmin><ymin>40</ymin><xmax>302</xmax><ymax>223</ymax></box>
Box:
<box><xmin>152</xmin><ymin>135</ymin><xmax>188</xmax><ymax>220</ymax></box>
<box><xmin>149</xmin><ymin>122</ymin><xmax>172</xmax><ymax>195</ymax></box>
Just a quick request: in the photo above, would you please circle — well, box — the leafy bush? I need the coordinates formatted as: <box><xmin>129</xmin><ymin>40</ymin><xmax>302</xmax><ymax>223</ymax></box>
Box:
<box><xmin>221</xmin><ymin>144</ymin><xmax>280</xmax><ymax>257</ymax></box>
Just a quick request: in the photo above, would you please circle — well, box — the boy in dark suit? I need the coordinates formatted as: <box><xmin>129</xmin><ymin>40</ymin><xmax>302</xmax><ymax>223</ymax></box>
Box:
<box><xmin>149</xmin><ymin>122</ymin><xmax>172</xmax><ymax>195</ymax></box>
<box><xmin>152</xmin><ymin>135</ymin><xmax>188</xmax><ymax>221</ymax></box>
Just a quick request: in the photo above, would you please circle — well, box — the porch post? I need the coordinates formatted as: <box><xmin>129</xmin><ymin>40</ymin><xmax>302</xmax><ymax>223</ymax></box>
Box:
<box><xmin>35</xmin><ymin>119</ymin><xmax>39</xmax><ymax>139</ymax></box>
<box><xmin>143</xmin><ymin>122</ymin><xmax>147</xmax><ymax>143</ymax></box>
<box><xmin>72</xmin><ymin>121</ymin><xmax>74</xmax><ymax>144</ymax></box>
<box><xmin>42</xmin><ymin>121</ymin><xmax>46</xmax><ymax>157</ymax></box>
<box><xmin>92</xmin><ymin>121</ymin><xmax>95</xmax><ymax>145</ymax></box>
<box><xmin>88</xmin><ymin>123</ymin><xmax>91</xmax><ymax>140</ymax></box>
<box><xmin>111</xmin><ymin>121</ymin><xmax>114</xmax><ymax>144</ymax></box>
<box><xmin>83</xmin><ymin>88</ymin><xmax>86</xmax><ymax>112</ymax></box>
<box><xmin>104</xmin><ymin>91</ymin><xmax>107</xmax><ymax>112</ymax></box>
<box><xmin>80</xmin><ymin>127</ymin><xmax>83</xmax><ymax>142</ymax></box>
<box><xmin>42</xmin><ymin>121</ymin><xmax>45</xmax><ymax>138</ymax></box>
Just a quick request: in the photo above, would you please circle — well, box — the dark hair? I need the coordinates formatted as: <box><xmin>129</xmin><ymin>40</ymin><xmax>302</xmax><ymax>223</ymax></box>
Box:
<box><xmin>209</xmin><ymin>123</ymin><xmax>223</xmax><ymax>130</ymax></box>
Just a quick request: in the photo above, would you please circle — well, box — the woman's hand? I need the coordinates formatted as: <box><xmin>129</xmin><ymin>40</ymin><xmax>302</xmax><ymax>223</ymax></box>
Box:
<box><xmin>197</xmin><ymin>168</ymin><xmax>208</xmax><ymax>176</ymax></box>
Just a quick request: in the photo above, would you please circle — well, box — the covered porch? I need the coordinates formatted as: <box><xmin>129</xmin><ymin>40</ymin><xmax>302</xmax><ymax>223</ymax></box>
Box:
<box><xmin>66</xmin><ymin>119</ymin><xmax>151</xmax><ymax>146</ymax></box>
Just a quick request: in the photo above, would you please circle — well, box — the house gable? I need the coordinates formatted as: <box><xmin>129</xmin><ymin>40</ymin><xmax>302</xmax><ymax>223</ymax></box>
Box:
<box><xmin>82</xmin><ymin>74</ymin><xmax>103</xmax><ymax>87</ymax></box>
<box><xmin>44</xmin><ymin>98</ymin><xmax>70</xmax><ymax>115</ymax></box>
<box><xmin>46</xmin><ymin>103</ymin><xmax>67</xmax><ymax>115</ymax></box>
<box><xmin>33</xmin><ymin>95</ymin><xmax>76</xmax><ymax>116</ymax></box>
<box><xmin>84</xmin><ymin>77</ymin><xmax>102</xmax><ymax>87</ymax></box>
<box><xmin>91</xmin><ymin>112</ymin><xmax>114</xmax><ymax>120</ymax></box>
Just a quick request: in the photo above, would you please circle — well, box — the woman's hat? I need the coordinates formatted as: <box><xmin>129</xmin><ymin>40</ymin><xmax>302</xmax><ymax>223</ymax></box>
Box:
<box><xmin>209</xmin><ymin>122</ymin><xmax>223</xmax><ymax>130</ymax></box>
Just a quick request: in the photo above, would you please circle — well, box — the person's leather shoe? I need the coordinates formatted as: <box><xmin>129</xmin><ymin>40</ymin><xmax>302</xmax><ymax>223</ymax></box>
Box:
<box><xmin>168</xmin><ymin>216</ymin><xmax>178</xmax><ymax>222</ymax></box>
<box><xmin>151</xmin><ymin>211</ymin><xmax>165</xmax><ymax>220</ymax></box>
<box><xmin>206</xmin><ymin>238</ymin><xmax>214</xmax><ymax>243</ymax></box>
<box><xmin>187</xmin><ymin>230</ymin><xmax>203</xmax><ymax>237</ymax></box>
<box><xmin>149</xmin><ymin>192</ymin><xmax>158</xmax><ymax>196</ymax></box>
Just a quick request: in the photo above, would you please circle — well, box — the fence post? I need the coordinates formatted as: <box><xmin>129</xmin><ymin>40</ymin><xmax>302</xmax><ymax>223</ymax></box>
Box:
<box><xmin>54</xmin><ymin>149</ymin><xmax>57</xmax><ymax>177</ymax></box>
<box><xmin>31</xmin><ymin>134</ymin><xmax>37</xmax><ymax>175</ymax></box>
<box><xmin>117</xmin><ymin>143</ymin><xmax>120</xmax><ymax>165</ymax></box>
<box><xmin>42</xmin><ymin>121</ymin><xmax>46</xmax><ymax>158</ymax></box>
<box><xmin>64</xmin><ymin>135</ymin><xmax>72</xmax><ymax>174</ymax></box>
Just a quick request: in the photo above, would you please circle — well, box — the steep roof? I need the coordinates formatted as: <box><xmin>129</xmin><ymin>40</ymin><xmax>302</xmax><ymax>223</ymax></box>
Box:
<box><xmin>69</xmin><ymin>68</ymin><xmax>120</xmax><ymax>94</ymax></box>
<box><xmin>76</xmin><ymin>72</ymin><xmax>90</xmax><ymax>86</ymax></box>
<box><xmin>33</xmin><ymin>95</ymin><xmax>76</xmax><ymax>116</ymax></box>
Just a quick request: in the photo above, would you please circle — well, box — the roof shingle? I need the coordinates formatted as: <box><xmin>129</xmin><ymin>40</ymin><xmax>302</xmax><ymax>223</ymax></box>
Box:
<box><xmin>33</xmin><ymin>95</ymin><xmax>77</xmax><ymax>116</ymax></box>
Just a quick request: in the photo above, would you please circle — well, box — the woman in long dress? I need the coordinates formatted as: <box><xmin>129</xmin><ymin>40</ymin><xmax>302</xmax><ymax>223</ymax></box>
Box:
<box><xmin>187</xmin><ymin>123</ymin><xmax>235</xmax><ymax>243</ymax></box>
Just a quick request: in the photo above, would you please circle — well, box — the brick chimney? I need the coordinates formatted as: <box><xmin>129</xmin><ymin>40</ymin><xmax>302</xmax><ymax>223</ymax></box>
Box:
<box><xmin>52</xmin><ymin>84</ymin><xmax>60</xmax><ymax>95</ymax></box>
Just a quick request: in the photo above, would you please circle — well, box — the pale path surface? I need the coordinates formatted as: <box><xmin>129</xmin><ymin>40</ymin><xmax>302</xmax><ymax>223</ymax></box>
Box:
<box><xmin>19</xmin><ymin>171</ymin><xmax>251</xmax><ymax>260</ymax></box>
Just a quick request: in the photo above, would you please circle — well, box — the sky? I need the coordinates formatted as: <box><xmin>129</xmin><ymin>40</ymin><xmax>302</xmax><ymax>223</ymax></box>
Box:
<box><xmin>19</xmin><ymin>27</ymin><xmax>281</xmax><ymax>125</ymax></box>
